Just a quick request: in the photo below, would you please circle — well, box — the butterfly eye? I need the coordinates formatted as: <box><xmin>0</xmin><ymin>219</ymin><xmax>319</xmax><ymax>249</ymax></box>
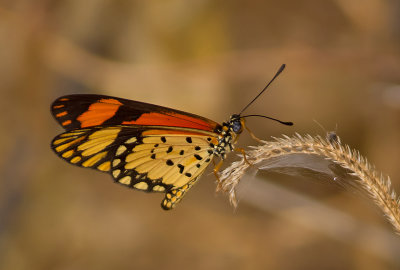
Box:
<box><xmin>232</xmin><ymin>119</ymin><xmax>242</xmax><ymax>134</ymax></box>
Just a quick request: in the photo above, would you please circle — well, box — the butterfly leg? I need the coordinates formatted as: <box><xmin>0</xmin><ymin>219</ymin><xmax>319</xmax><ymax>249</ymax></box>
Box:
<box><xmin>213</xmin><ymin>159</ymin><xmax>232</xmax><ymax>192</ymax></box>
<box><xmin>161</xmin><ymin>178</ymin><xmax>198</xmax><ymax>210</ymax></box>
<box><xmin>244</xmin><ymin>125</ymin><xmax>263</xmax><ymax>143</ymax></box>
<box><xmin>234</xmin><ymin>147</ymin><xmax>253</xmax><ymax>166</ymax></box>
<box><xmin>213</xmin><ymin>159</ymin><xmax>224</xmax><ymax>182</ymax></box>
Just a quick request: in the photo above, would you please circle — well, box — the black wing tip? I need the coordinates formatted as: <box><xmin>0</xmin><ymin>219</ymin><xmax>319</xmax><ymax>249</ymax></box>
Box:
<box><xmin>51</xmin><ymin>94</ymin><xmax>109</xmax><ymax>106</ymax></box>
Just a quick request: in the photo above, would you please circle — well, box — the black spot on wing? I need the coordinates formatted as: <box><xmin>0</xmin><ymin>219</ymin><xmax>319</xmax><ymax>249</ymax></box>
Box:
<box><xmin>177</xmin><ymin>164</ymin><xmax>184</xmax><ymax>174</ymax></box>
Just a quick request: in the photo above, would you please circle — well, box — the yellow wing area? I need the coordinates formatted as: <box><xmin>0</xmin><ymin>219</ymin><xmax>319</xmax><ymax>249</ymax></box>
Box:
<box><xmin>51</xmin><ymin>127</ymin><xmax>122</xmax><ymax>172</ymax></box>
<box><xmin>51</xmin><ymin>126</ymin><xmax>218</xmax><ymax>210</ymax></box>
<box><xmin>111</xmin><ymin>130</ymin><xmax>215</xmax><ymax>189</ymax></box>
<box><xmin>110</xmin><ymin>131</ymin><xmax>217</xmax><ymax>210</ymax></box>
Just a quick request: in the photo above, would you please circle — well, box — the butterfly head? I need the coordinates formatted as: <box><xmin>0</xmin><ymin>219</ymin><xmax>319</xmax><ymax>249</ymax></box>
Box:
<box><xmin>229</xmin><ymin>114</ymin><xmax>244</xmax><ymax>134</ymax></box>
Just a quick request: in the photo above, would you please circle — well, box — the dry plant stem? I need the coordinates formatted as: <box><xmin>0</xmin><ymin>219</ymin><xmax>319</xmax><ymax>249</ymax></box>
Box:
<box><xmin>219</xmin><ymin>133</ymin><xmax>400</xmax><ymax>235</ymax></box>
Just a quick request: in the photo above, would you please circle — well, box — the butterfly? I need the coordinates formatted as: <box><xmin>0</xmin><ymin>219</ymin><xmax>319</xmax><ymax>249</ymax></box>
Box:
<box><xmin>50</xmin><ymin>64</ymin><xmax>291</xmax><ymax>210</ymax></box>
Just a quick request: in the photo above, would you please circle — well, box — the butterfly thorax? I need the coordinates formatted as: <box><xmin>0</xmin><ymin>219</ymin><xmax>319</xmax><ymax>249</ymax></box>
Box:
<box><xmin>213</xmin><ymin>114</ymin><xmax>243</xmax><ymax>159</ymax></box>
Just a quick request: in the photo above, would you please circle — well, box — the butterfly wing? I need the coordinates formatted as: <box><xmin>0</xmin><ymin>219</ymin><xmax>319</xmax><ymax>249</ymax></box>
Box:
<box><xmin>51</xmin><ymin>126</ymin><xmax>130</xmax><ymax>173</ymax></box>
<box><xmin>110</xmin><ymin>127</ymin><xmax>217</xmax><ymax>209</ymax></box>
<box><xmin>51</xmin><ymin>125</ymin><xmax>219</xmax><ymax>210</ymax></box>
<box><xmin>51</xmin><ymin>94</ymin><xmax>223</xmax><ymax>210</ymax></box>
<box><xmin>51</xmin><ymin>94</ymin><xmax>220</xmax><ymax>132</ymax></box>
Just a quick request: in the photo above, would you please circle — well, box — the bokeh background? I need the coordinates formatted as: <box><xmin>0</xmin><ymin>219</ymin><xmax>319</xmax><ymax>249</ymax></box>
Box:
<box><xmin>1</xmin><ymin>1</ymin><xmax>400</xmax><ymax>269</ymax></box>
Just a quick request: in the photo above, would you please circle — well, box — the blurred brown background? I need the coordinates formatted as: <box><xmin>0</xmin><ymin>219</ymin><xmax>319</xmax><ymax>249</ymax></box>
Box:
<box><xmin>1</xmin><ymin>0</ymin><xmax>400</xmax><ymax>269</ymax></box>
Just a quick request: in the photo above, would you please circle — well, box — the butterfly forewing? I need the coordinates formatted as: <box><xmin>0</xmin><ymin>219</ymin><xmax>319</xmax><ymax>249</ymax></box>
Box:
<box><xmin>51</xmin><ymin>94</ymin><xmax>220</xmax><ymax>132</ymax></box>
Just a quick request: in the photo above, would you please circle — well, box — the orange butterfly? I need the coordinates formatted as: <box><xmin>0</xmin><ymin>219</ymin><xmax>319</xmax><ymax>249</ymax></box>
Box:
<box><xmin>51</xmin><ymin>64</ymin><xmax>291</xmax><ymax>210</ymax></box>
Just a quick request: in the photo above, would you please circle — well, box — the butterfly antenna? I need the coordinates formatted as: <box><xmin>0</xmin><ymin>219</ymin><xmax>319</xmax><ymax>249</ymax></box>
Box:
<box><xmin>241</xmin><ymin>114</ymin><xmax>293</xmax><ymax>126</ymax></box>
<box><xmin>239</xmin><ymin>64</ymin><xmax>286</xmax><ymax>115</ymax></box>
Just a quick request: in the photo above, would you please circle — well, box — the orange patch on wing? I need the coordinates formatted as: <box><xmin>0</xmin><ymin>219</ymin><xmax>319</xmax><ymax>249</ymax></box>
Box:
<box><xmin>59</xmin><ymin>98</ymin><xmax>69</xmax><ymax>101</ymax></box>
<box><xmin>122</xmin><ymin>112</ymin><xmax>215</xmax><ymax>131</ymax></box>
<box><xmin>56</xmin><ymin>111</ymin><xmax>68</xmax><ymax>117</ymax></box>
<box><xmin>77</xmin><ymin>99</ymin><xmax>123</xmax><ymax>128</ymax></box>
<box><xmin>62</xmin><ymin>120</ymin><xmax>72</xmax><ymax>126</ymax></box>
<box><xmin>99</xmin><ymin>98</ymin><xmax>122</xmax><ymax>105</ymax></box>
<box><xmin>53</xmin><ymin>105</ymin><xmax>64</xmax><ymax>109</ymax></box>
<box><xmin>210</xmin><ymin>137</ymin><xmax>219</xmax><ymax>145</ymax></box>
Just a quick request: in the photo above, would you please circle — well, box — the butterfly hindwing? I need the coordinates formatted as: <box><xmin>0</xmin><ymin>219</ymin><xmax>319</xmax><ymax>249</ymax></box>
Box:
<box><xmin>51</xmin><ymin>125</ymin><xmax>218</xmax><ymax>209</ymax></box>
<box><xmin>109</xmin><ymin>128</ymin><xmax>216</xmax><ymax>192</ymax></box>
